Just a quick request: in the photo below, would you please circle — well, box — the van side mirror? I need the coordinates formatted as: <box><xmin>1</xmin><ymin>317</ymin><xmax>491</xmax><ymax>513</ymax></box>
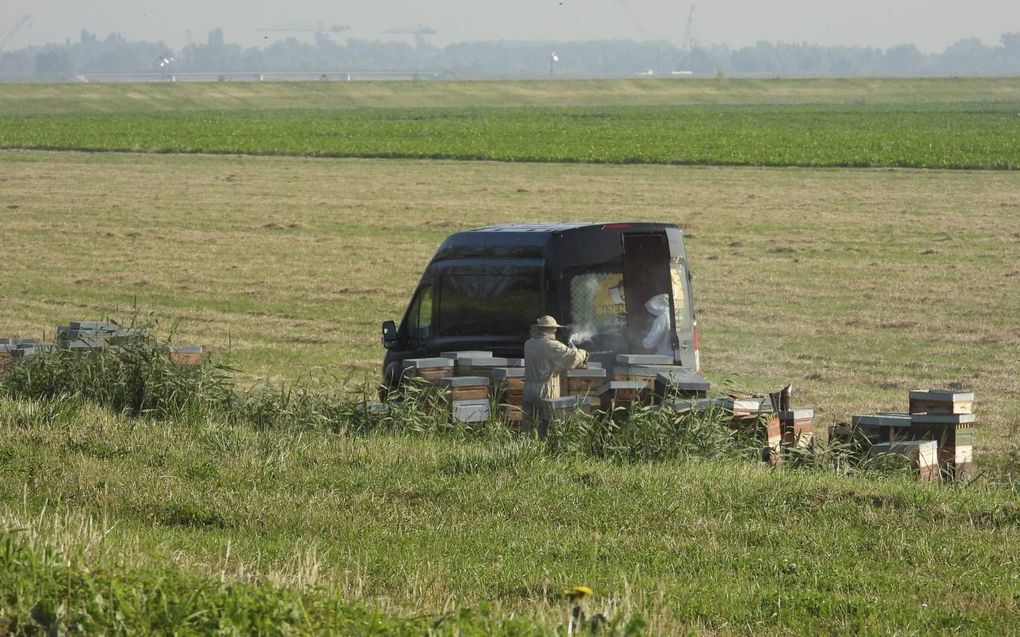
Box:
<box><xmin>381</xmin><ymin>320</ymin><xmax>399</xmax><ymax>350</ymax></box>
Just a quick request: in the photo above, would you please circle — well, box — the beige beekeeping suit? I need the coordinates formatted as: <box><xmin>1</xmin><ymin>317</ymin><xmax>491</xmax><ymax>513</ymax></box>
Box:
<box><xmin>523</xmin><ymin>318</ymin><xmax>589</xmax><ymax>435</ymax></box>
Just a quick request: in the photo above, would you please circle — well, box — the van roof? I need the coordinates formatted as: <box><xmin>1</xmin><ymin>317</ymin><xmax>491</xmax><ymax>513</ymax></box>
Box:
<box><xmin>465</xmin><ymin>222</ymin><xmax>677</xmax><ymax>234</ymax></box>
<box><xmin>431</xmin><ymin>221</ymin><xmax>684</xmax><ymax>262</ymax></box>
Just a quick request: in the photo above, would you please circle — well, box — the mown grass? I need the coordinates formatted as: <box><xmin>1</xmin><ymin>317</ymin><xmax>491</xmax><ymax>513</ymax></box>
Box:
<box><xmin>1</xmin><ymin>103</ymin><xmax>1018</xmax><ymax>169</ymax></box>
<box><xmin>2</xmin><ymin>78</ymin><xmax>1020</xmax><ymax>114</ymax></box>
<box><xmin>1</xmin><ymin>149</ymin><xmax>1017</xmax><ymax>462</ymax></box>
<box><xmin>2</xmin><ymin>78</ymin><xmax>1020</xmax><ymax>632</ymax></box>
<box><xmin>2</xmin><ymin>393</ymin><xmax>1020</xmax><ymax>634</ymax></box>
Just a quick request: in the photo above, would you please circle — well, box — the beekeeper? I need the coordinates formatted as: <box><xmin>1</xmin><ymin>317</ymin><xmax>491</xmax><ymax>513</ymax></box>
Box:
<box><xmin>641</xmin><ymin>293</ymin><xmax>675</xmax><ymax>358</ymax></box>
<box><xmin>523</xmin><ymin>315</ymin><xmax>589</xmax><ymax>436</ymax></box>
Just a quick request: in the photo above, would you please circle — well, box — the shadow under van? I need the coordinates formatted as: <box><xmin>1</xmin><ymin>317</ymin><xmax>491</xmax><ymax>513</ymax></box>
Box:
<box><xmin>381</xmin><ymin>222</ymin><xmax>699</xmax><ymax>389</ymax></box>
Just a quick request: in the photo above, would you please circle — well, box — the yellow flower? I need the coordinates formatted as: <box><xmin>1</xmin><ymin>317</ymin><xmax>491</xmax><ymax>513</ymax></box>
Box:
<box><xmin>563</xmin><ymin>585</ymin><xmax>594</xmax><ymax>601</ymax></box>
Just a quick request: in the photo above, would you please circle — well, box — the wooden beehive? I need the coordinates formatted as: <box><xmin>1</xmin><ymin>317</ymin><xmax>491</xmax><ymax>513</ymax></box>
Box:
<box><xmin>438</xmin><ymin>376</ymin><xmax>490</xmax><ymax>402</ymax></box>
<box><xmin>869</xmin><ymin>440</ymin><xmax>940</xmax><ymax>482</ymax></box>
<box><xmin>455</xmin><ymin>356</ymin><xmax>511</xmax><ymax>377</ymax></box>
<box><xmin>491</xmin><ymin>367</ymin><xmax>525</xmax><ymax>426</ymax></box>
<box><xmin>779</xmin><ymin>409</ymin><xmax>814</xmax><ymax>448</ymax></box>
<box><xmin>401</xmin><ymin>357</ymin><xmax>455</xmax><ymax>382</ymax></box>
<box><xmin>598</xmin><ymin>380</ymin><xmax>651</xmax><ymax>410</ymax></box>
<box><xmin>653</xmin><ymin>370</ymin><xmax>710</xmax><ymax>401</ymax></box>
<box><xmin>612</xmin><ymin>365</ymin><xmax>684</xmax><ymax>386</ymax></box>
<box><xmin>908</xmin><ymin>389</ymin><xmax>974</xmax><ymax>415</ymax></box>
<box><xmin>543</xmin><ymin>395</ymin><xmax>597</xmax><ymax>421</ymax></box>
<box><xmin>440</xmin><ymin>350</ymin><xmax>494</xmax><ymax>360</ymax></box>
<box><xmin>169</xmin><ymin>345</ymin><xmax>208</xmax><ymax>367</ymax></box>
<box><xmin>561</xmin><ymin>367</ymin><xmax>607</xmax><ymax>396</ymax></box>
<box><xmin>910</xmin><ymin>412</ymin><xmax>977</xmax><ymax>482</ymax></box>
<box><xmin>615</xmin><ymin>354</ymin><xmax>674</xmax><ymax>366</ymax></box>
<box><xmin>850</xmin><ymin>413</ymin><xmax>914</xmax><ymax>445</ymax></box>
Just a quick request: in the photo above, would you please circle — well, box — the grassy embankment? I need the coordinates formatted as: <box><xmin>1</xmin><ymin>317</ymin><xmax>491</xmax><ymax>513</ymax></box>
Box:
<box><xmin>1</xmin><ymin>79</ymin><xmax>1019</xmax><ymax>633</ymax></box>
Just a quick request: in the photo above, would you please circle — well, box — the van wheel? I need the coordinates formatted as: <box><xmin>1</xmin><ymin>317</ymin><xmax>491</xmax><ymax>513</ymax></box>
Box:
<box><xmin>380</xmin><ymin>362</ymin><xmax>402</xmax><ymax>401</ymax></box>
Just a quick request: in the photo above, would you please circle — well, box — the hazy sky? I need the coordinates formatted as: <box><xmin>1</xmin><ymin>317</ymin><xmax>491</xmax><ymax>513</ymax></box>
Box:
<box><xmin>4</xmin><ymin>0</ymin><xmax>1018</xmax><ymax>53</ymax></box>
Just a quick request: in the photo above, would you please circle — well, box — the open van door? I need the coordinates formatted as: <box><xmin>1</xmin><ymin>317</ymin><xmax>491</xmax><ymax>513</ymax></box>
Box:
<box><xmin>622</xmin><ymin>232</ymin><xmax>675</xmax><ymax>357</ymax></box>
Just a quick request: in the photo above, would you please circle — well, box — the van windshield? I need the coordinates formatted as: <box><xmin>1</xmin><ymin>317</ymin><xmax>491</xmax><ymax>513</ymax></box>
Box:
<box><xmin>437</xmin><ymin>267</ymin><xmax>543</xmax><ymax>338</ymax></box>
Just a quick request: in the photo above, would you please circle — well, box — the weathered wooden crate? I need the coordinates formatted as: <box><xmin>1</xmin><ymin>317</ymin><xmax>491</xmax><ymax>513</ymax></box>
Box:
<box><xmin>561</xmin><ymin>367</ymin><xmax>607</xmax><ymax>396</ymax></box>
<box><xmin>401</xmin><ymin>357</ymin><xmax>455</xmax><ymax>382</ymax></box>
<box><xmin>653</xmin><ymin>370</ymin><xmax>710</xmax><ymax>401</ymax></box>
<box><xmin>438</xmin><ymin>376</ymin><xmax>490</xmax><ymax>401</ymax></box>
<box><xmin>598</xmin><ymin>380</ymin><xmax>651</xmax><ymax>410</ymax></box>
<box><xmin>869</xmin><ymin>440</ymin><xmax>940</xmax><ymax>482</ymax></box>
<box><xmin>779</xmin><ymin>409</ymin><xmax>814</xmax><ymax>448</ymax></box>
<box><xmin>908</xmin><ymin>389</ymin><xmax>974</xmax><ymax>415</ymax></box>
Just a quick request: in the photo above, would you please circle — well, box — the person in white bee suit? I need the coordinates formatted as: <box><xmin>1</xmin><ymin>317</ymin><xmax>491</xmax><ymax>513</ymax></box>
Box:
<box><xmin>523</xmin><ymin>315</ymin><xmax>589</xmax><ymax>436</ymax></box>
<box><xmin>641</xmin><ymin>293</ymin><xmax>675</xmax><ymax>358</ymax></box>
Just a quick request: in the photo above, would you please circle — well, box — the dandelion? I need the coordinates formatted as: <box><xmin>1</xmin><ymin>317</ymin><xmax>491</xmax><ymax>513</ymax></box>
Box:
<box><xmin>563</xmin><ymin>585</ymin><xmax>594</xmax><ymax>636</ymax></box>
<box><xmin>563</xmin><ymin>584</ymin><xmax>593</xmax><ymax>601</ymax></box>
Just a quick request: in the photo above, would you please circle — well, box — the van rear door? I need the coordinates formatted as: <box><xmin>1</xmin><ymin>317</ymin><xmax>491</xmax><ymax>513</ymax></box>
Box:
<box><xmin>621</xmin><ymin>231</ymin><xmax>698</xmax><ymax>371</ymax></box>
<box><xmin>621</xmin><ymin>232</ymin><xmax>674</xmax><ymax>354</ymax></box>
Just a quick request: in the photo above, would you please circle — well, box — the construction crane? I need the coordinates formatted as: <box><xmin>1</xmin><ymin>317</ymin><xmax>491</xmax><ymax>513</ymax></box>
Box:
<box><xmin>615</xmin><ymin>0</ymin><xmax>648</xmax><ymax>39</ymax></box>
<box><xmin>0</xmin><ymin>15</ymin><xmax>31</xmax><ymax>51</ymax></box>
<box><xmin>258</xmin><ymin>21</ymin><xmax>348</xmax><ymax>41</ymax></box>
<box><xmin>383</xmin><ymin>24</ymin><xmax>436</xmax><ymax>49</ymax></box>
<box><xmin>681</xmin><ymin>6</ymin><xmax>697</xmax><ymax>51</ymax></box>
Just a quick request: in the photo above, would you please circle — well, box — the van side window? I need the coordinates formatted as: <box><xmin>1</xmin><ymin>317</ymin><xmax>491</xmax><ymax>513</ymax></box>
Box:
<box><xmin>437</xmin><ymin>268</ymin><xmax>542</xmax><ymax>338</ymax></box>
<box><xmin>407</xmin><ymin>285</ymin><xmax>433</xmax><ymax>343</ymax></box>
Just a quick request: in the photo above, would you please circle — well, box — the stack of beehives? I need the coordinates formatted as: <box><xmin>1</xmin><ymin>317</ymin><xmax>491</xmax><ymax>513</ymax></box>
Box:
<box><xmin>0</xmin><ymin>338</ymin><xmax>44</xmax><ymax>375</ymax></box>
<box><xmin>837</xmin><ymin>389</ymin><xmax>975</xmax><ymax>481</ymax></box>
<box><xmin>398</xmin><ymin>351</ymin><xmax>530</xmax><ymax>425</ymax></box>
<box><xmin>596</xmin><ymin>354</ymin><xmax>710</xmax><ymax>410</ymax></box>
<box><xmin>492</xmin><ymin>367</ymin><xmax>526</xmax><ymax>428</ymax></box>
<box><xmin>660</xmin><ymin>394</ymin><xmax>814</xmax><ymax>466</ymax></box>
<box><xmin>54</xmin><ymin>321</ymin><xmax>210</xmax><ymax>367</ymax></box>
<box><xmin>3</xmin><ymin>322</ymin><xmax>209</xmax><ymax>373</ymax></box>
<box><xmin>57</xmin><ymin>322</ymin><xmax>152</xmax><ymax>350</ymax></box>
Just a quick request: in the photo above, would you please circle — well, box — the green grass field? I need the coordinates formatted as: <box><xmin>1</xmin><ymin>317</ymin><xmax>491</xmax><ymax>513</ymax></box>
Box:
<box><xmin>2</xmin><ymin>79</ymin><xmax>1020</xmax><ymax>634</ymax></box>
<box><xmin>1</xmin><ymin>79</ymin><xmax>1019</xmax><ymax>169</ymax></box>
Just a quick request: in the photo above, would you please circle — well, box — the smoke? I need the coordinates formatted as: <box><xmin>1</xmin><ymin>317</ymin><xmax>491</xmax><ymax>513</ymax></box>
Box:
<box><xmin>568</xmin><ymin>328</ymin><xmax>597</xmax><ymax>346</ymax></box>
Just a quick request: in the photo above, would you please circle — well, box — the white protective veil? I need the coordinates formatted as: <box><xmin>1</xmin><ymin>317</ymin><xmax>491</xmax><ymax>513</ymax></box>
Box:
<box><xmin>641</xmin><ymin>293</ymin><xmax>674</xmax><ymax>357</ymax></box>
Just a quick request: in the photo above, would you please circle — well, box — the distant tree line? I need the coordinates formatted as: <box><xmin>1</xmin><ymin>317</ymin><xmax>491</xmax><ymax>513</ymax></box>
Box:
<box><xmin>2</xmin><ymin>28</ymin><xmax>1020</xmax><ymax>80</ymax></box>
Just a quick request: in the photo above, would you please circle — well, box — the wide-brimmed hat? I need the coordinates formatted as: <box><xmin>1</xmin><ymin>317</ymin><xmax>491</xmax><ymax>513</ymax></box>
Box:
<box><xmin>534</xmin><ymin>315</ymin><xmax>564</xmax><ymax>329</ymax></box>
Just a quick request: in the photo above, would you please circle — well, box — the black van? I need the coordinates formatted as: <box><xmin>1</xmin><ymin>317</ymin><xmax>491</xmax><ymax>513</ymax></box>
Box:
<box><xmin>381</xmin><ymin>222</ymin><xmax>700</xmax><ymax>387</ymax></box>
